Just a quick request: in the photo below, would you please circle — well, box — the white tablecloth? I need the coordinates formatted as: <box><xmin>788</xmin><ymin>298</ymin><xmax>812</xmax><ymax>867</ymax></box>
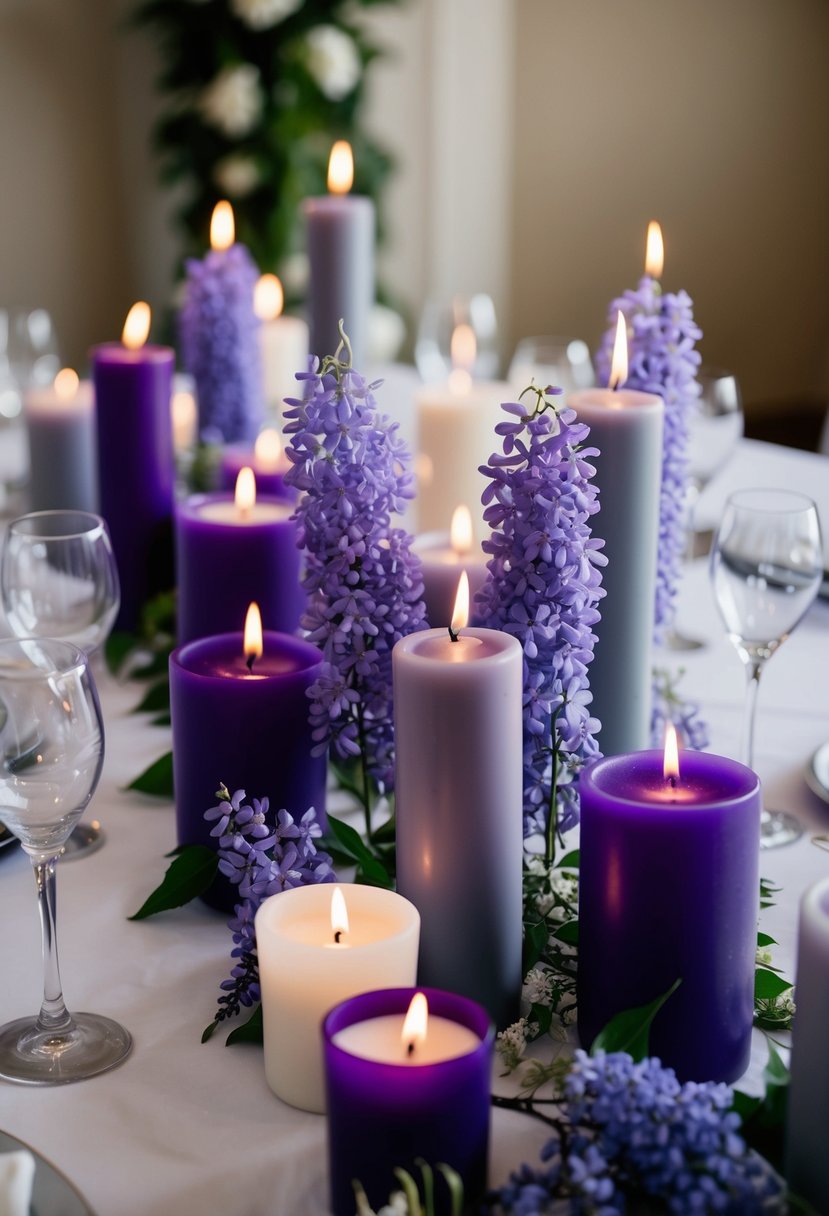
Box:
<box><xmin>0</xmin><ymin>438</ymin><xmax>827</xmax><ymax>1215</ymax></box>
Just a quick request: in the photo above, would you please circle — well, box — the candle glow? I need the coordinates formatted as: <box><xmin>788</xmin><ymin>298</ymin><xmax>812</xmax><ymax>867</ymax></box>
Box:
<box><xmin>53</xmin><ymin>368</ymin><xmax>80</xmax><ymax>400</ymax></box>
<box><xmin>243</xmin><ymin>601</ymin><xmax>263</xmax><ymax>667</ymax></box>
<box><xmin>448</xmin><ymin>324</ymin><xmax>476</xmax><ymax>396</ymax></box>
<box><xmin>608</xmin><ymin>311</ymin><xmax>628</xmax><ymax>391</ymax></box>
<box><xmin>330</xmin><ymin>886</ymin><xmax>349</xmax><ymax>945</ymax></box>
<box><xmin>451</xmin><ymin>571</ymin><xmax>470</xmax><ymax>634</ymax></box>
<box><xmin>122</xmin><ymin>302</ymin><xmax>151</xmax><ymax>351</ymax></box>
<box><xmin>401</xmin><ymin>992</ymin><xmax>428</xmax><ymax>1057</ymax></box>
<box><xmin>663</xmin><ymin>722</ymin><xmax>680</xmax><ymax>785</ymax></box>
<box><xmin>210</xmin><ymin>200</ymin><xmax>235</xmax><ymax>252</ymax></box>
<box><xmin>254</xmin><ymin>428</ymin><xmax>283</xmax><ymax>469</ymax></box>
<box><xmin>645</xmin><ymin>220</ymin><xmax>664</xmax><ymax>280</ymax></box>
<box><xmin>450</xmin><ymin>505</ymin><xmax>473</xmax><ymax>556</ymax></box>
<box><xmin>235</xmin><ymin>466</ymin><xmax>256</xmax><ymax>518</ymax></box>
<box><xmin>254</xmin><ymin>274</ymin><xmax>284</xmax><ymax>322</ymax></box>
<box><xmin>328</xmin><ymin>141</ymin><xmax>354</xmax><ymax>195</ymax></box>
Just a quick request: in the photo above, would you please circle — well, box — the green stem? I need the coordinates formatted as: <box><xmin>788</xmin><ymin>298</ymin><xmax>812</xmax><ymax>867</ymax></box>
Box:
<box><xmin>545</xmin><ymin>731</ymin><xmax>561</xmax><ymax>869</ymax></box>
<box><xmin>355</xmin><ymin>703</ymin><xmax>373</xmax><ymax>841</ymax></box>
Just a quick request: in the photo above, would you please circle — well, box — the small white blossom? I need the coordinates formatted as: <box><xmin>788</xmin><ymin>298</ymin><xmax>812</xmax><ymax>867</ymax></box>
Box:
<box><xmin>549</xmin><ymin>871</ymin><xmax>578</xmax><ymax>904</ymax></box>
<box><xmin>496</xmin><ymin>1016</ymin><xmax>533</xmax><ymax>1070</ymax></box>
<box><xmin>777</xmin><ymin>991</ymin><xmax>796</xmax><ymax>1016</ymax></box>
<box><xmin>378</xmin><ymin>1195</ymin><xmax>408</xmax><ymax>1216</ymax></box>
<box><xmin>306</xmin><ymin>25</ymin><xmax>361</xmax><ymax>100</ymax></box>
<box><xmin>523</xmin><ymin>967</ymin><xmax>554</xmax><ymax>1007</ymax></box>
<box><xmin>755</xmin><ymin>947</ymin><xmax>774</xmax><ymax>968</ymax></box>
<box><xmin>200</xmin><ymin>64</ymin><xmax>264</xmax><ymax>138</ymax></box>
<box><xmin>231</xmin><ymin>0</ymin><xmax>302</xmax><ymax>29</ymax></box>
<box><xmin>213</xmin><ymin>153</ymin><xmax>261</xmax><ymax>198</ymax></box>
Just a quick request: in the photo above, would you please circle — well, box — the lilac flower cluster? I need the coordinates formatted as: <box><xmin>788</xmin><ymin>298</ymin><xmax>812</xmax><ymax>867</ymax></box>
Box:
<box><xmin>595</xmin><ymin>277</ymin><xmax>702</xmax><ymax>640</ymax></box>
<box><xmin>179</xmin><ymin>243</ymin><xmax>264</xmax><ymax>443</ymax></box>
<box><xmin>650</xmin><ymin>666</ymin><xmax>709</xmax><ymax>752</ymax></box>
<box><xmin>477</xmin><ymin>386</ymin><xmax>605</xmax><ymax>852</ymax></box>
<box><xmin>204</xmin><ymin>785</ymin><xmax>333</xmax><ymax>1034</ymax></box>
<box><xmin>494</xmin><ymin>1050</ymin><xmax>785</xmax><ymax>1215</ymax></box>
<box><xmin>283</xmin><ymin>341</ymin><xmax>426</xmax><ymax>796</ymax></box>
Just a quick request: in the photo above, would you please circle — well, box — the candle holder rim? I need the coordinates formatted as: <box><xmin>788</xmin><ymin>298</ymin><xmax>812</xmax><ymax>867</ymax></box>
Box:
<box><xmin>254</xmin><ymin>883</ymin><xmax>420</xmax><ymax>946</ymax></box>
<box><xmin>177</xmin><ymin>491</ymin><xmax>295</xmax><ymax>513</ymax></box>
<box><xmin>581</xmin><ymin>750</ymin><xmax>760</xmax><ymax>807</ymax></box>
<box><xmin>322</xmin><ymin>986</ymin><xmax>494</xmax><ymax>1059</ymax></box>
<box><xmin>91</xmin><ymin>341</ymin><xmax>174</xmax><ymax>362</ymax></box>
<box><xmin>170</xmin><ymin>630</ymin><xmax>322</xmax><ymax>676</ymax></box>
<box><xmin>395</xmin><ymin>628</ymin><xmax>521</xmax><ymax>664</ymax></box>
<box><xmin>569</xmin><ymin>387</ymin><xmax>664</xmax><ymax>411</ymax></box>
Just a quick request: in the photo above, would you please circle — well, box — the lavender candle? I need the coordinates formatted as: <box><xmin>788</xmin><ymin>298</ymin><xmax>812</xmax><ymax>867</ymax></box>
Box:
<box><xmin>303</xmin><ymin>141</ymin><xmax>374</xmax><ymax>370</ymax></box>
<box><xmin>91</xmin><ymin>302</ymin><xmax>175</xmax><ymax>631</ymax></box>
<box><xmin>218</xmin><ymin>428</ymin><xmax>294</xmax><ymax>500</ymax></box>
<box><xmin>570</xmin><ymin>314</ymin><xmax>663</xmax><ymax>756</ymax></box>
<box><xmin>180</xmin><ymin>201</ymin><xmax>264</xmax><ymax>443</ymax></box>
<box><xmin>253</xmin><ymin>274</ymin><xmax>309</xmax><ymax>412</ymax></box>
<box><xmin>413</xmin><ymin>507</ymin><xmax>487</xmax><ymax>627</ymax></box>
<box><xmin>25</xmin><ymin>369</ymin><xmax>97</xmax><ymax>513</ymax></box>
<box><xmin>577</xmin><ymin>736</ymin><xmax>760</xmax><ymax>1082</ymax></box>
<box><xmin>175</xmin><ymin>469</ymin><xmax>302</xmax><ymax>644</ymax></box>
<box><xmin>785</xmin><ymin>876</ymin><xmax>829</xmax><ymax>1214</ymax></box>
<box><xmin>393</xmin><ymin>576</ymin><xmax>523</xmax><ymax>1027</ymax></box>
<box><xmin>324</xmin><ymin>987</ymin><xmax>493</xmax><ymax>1216</ymax></box>
<box><xmin>169</xmin><ymin>616</ymin><xmax>326</xmax><ymax>911</ymax></box>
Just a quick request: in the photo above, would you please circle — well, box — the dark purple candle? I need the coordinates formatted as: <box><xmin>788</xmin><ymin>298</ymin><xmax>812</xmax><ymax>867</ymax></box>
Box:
<box><xmin>577</xmin><ymin>743</ymin><xmax>760</xmax><ymax>1082</ymax></box>
<box><xmin>175</xmin><ymin>479</ymin><xmax>303</xmax><ymax>645</ymax></box>
<box><xmin>323</xmin><ymin>987</ymin><xmax>493</xmax><ymax>1216</ymax></box>
<box><xmin>91</xmin><ymin>304</ymin><xmax>175</xmax><ymax>631</ymax></box>
<box><xmin>169</xmin><ymin>628</ymin><xmax>326</xmax><ymax>911</ymax></box>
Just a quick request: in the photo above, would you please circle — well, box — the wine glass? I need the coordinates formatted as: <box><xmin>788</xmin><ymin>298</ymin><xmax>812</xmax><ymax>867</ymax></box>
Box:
<box><xmin>0</xmin><ymin>638</ymin><xmax>132</xmax><ymax>1082</ymax></box>
<box><xmin>1</xmin><ymin>511</ymin><xmax>120</xmax><ymax>856</ymax></box>
<box><xmin>415</xmin><ymin>294</ymin><xmax>499</xmax><ymax>383</ymax></box>
<box><xmin>710</xmin><ymin>489</ymin><xmax>822</xmax><ymax>848</ymax></box>
<box><xmin>508</xmin><ymin>336</ymin><xmax>595</xmax><ymax>399</ymax></box>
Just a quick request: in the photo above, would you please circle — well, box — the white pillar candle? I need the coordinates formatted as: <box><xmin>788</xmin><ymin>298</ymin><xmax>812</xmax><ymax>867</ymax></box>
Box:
<box><xmin>413</xmin><ymin>505</ymin><xmax>488</xmax><ymax>627</ymax></box>
<box><xmin>25</xmin><ymin>369</ymin><xmax>97</xmax><ymax>512</ymax></box>
<box><xmin>254</xmin><ymin>274</ymin><xmax>309</xmax><ymax>412</ymax></box>
<box><xmin>786</xmin><ymin>875</ymin><xmax>829</xmax><ymax>1213</ymax></box>
<box><xmin>255</xmin><ymin>883</ymin><xmax>420</xmax><ymax>1113</ymax></box>
<box><xmin>569</xmin><ymin>312</ymin><xmax>663</xmax><ymax>756</ymax></box>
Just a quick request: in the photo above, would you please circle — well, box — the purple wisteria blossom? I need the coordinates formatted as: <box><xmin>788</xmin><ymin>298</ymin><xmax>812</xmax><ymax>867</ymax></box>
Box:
<box><xmin>595</xmin><ymin>276</ymin><xmax>702</xmax><ymax>640</ymax></box>
<box><xmin>283</xmin><ymin>332</ymin><xmax>426</xmax><ymax>822</ymax></box>
<box><xmin>179</xmin><ymin>242</ymin><xmax>264</xmax><ymax>443</ymax></box>
<box><xmin>477</xmin><ymin>385</ymin><xmax>605</xmax><ymax>856</ymax></box>
<box><xmin>492</xmin><ymin>1050</ymin><xmax>785</xmax><ymax>1215</ymax></box>
<box><xmin>203</xmin><ymin>785</ymin><xmax>333</xmax><ymax>1039</ymax></box>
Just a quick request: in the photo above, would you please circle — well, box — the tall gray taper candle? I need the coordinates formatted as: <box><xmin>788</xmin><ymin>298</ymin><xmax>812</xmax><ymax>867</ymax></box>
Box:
<box><xmin>303</xmin><ymin>144</ymin><xmax>374</xmax><ymax>369</ymax></box>
<box><xmin>393</xmin><ymin>625</ymin><xmax>523</xmax><ymax>1028</ymax></box>
<box><xmin>25</xmin><ymin>378</ymin><xmax>98</xmax><ymax>513</ymax></box>
<box><xmin>785</xmin><ymin>876</ymin><xmax>829</xmax><ymax>1214</ymax></box>
<box><xmin>569</xmin><ymin>386</ymin><xmax>663</xmax><ymax>756</ymax></box>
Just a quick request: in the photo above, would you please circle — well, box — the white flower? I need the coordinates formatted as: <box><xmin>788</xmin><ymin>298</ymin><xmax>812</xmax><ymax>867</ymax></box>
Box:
<box><xmin>213</xmin><ymin>153</ymin><xmax>261</xmax><ymax>198</ymax></box>
<box><xmin>755</xmin><ymin>947</ymin><xmax>774</xmax><ymax>968</ymax></box>
<box><xmin>496</xmin><ymin>1016</ymin><xmax>533</xmax><ymax>1070</ymax></box>
<box><xmin>305</xmin><ymin>25</ymin><xmax>361</xmax><ymax>101</ymax></box>
<box><xmin>523</xmin><ymin>967</ymin><xmax>554</xmax><ymax>1007</ymax></box>
<box><xmin>230</xmin><ymin>0</ymin><xmax>302</xmax><ymax>29</ymax></box>
<box><xmin>200</xmin><ymin>64</ymin><xmax>264</xmax><ymax>139</ymax></box>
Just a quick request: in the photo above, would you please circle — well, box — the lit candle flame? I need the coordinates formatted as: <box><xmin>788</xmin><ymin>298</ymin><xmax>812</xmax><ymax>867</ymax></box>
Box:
<box><xmin>448</xmin><ymin>323</ymin><xmax>475</xmax><ymax>395</ymax></box>
<box><xmin>451</xmin><ymin>571</ymin><xmax>470</xmax><ymax>635</ymax></box>
<box><xmin>210</xmin><ymin>200</ymin><xmax>235</xmax><ymax>252</ymax></box>
<box><xmin>254</xmin><ymin>428</ymin><xmax>283</xmax><ymax>470</ymax></box>
<box><xmin>663</xmin><ymin>722</ymin><xmax>680</xmax><ymax>785</ymax></box>
<box><xmin>450</xmin><ymin>505</ymin><xmax>473</xmax><ymax>556</ymax></box>
<box><xmin>330</xmin><ymin>886</ymin><xmax>349</xmax><ymax>944</ymax></box>
<box><xmin>171</xmin><ymin>390</ymin><xmax>197</xmax><ymax>451</ymax></box>
<box><xmin>645</xmin><ymin>220</ymin><xmax>664</xmax><ymax>280</ymax></box>
<box><xmin>243</xmin><ymin>601</ymin><xmax>263</xmax><ymax>668</ymax></box>
<box><xmin>328</xmin><ymin>141</ymin><xmax>354</xmax><ymax>195</ymax></box>
<box><xmin>235</xmin><ymin>466</ymin><xmax>256</xmax><ymax>518</ymax></box>
<box><xmin>401</xmin><ymin>992</ymin><xmax>428</xmax><ymax>1057</ymax></box>
<box><xmin>122</xmin><ymin>302</ymin><xmax>151</xmax><ymax>350</ymax></box>
<box><xmin>254</xmin><ymin>274</ymin><xmax>284</xmax><ymax>322</ymax></box>
<box><xmin>54</xmin><ymin>368</ymin><xmax>79</xmax><ymax>400</ymax></box>
<box><xmin>608</xmin><ymin>310</ymin><xmax>628</xmax><ymax>391</ymax></box>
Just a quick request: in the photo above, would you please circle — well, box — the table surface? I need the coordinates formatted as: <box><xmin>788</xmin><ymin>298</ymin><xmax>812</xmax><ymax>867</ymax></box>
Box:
<box><xmin>0</xmin><ymin>437</ymin><xmax>827</xmax><ymax>1215</ymax></box>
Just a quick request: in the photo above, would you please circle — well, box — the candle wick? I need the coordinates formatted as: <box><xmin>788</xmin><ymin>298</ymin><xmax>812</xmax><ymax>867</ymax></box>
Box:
<box><xmin>334</xmin><ymin>930</ymin><xmax>342</xmax><ymax>944</ymax></box>
<box><xmin>246</xmin><ymin>653</ymin><xmax>256</xmax><ymax>672</ymax></box>
<box><xmin>448</xmin><ymin>625</ymin><xmax>459</xmax><ymax>643</ymax></box>
<box><xmin>406</xmin><ymin>1041</ymin><xmax>415</xmax><ymax>1058</ymax></box>
<box><xmin>669</xmin><ymin>775</ymin><xmax>677</xmax><ymax>790</ymax></box>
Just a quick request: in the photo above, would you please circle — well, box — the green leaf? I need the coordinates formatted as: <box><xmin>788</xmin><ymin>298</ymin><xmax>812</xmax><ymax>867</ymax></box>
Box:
<box><xmin>130</xmin><ymin>652</ymin><xmax>170</xmax><ymax>681</ymax></box>
<box><xmin>126</xmin><ymin>750</ymin><xmax>174</xmax><ymax>797</ymax></box>
<box><xmin>764</xmin><ymin>1040</ymin><xmax>790</xmax><ymax>1090</ymax></box>
<box><xmin>415</xmin><ymin>1160</ymin><xmax>434</xmax><ymax>1216</ymax></box>
<box><xmin>370</xmin><ymin>813</ymin><xmax>397</xmax><ymax>845</ymax></box>
<box><xmin>553</xmin><ymin>919</ymin><xmax>579</xmax><ymax>946</ymax></box>
<box><xmin>105</xmin><ymin>630</ymin><xmax>135</xmax><ymax>675</ymax></box>
<box><xmin>436</xmin><ymin>1164</ymin><xmax>465</xmax><ymax>1216</ymax></box>
<box><xmin>151</xmin><ymin>712</ymin><xmax>172</xmax><ymax>728</ymax></box>
<box><xmin>225</xmin><ymin>1004</ymin><xmax>264</xmax><ymax>1046</ymax></box>
<box><xmin>522</xmin><ymin>918</ymin><xmax>549</xmax><ymax>972</ymax></box>
<box><xmin>128</xmin><ymin>844</ymin><xmax>218</xmax><ymax>920</ymax></box>
<box><xmin>754</xmin><ymin>968</ymin><xmax>793</xmax><ymax>1001</ymax></box>
<box><xmin>731</xmin><ymin>1089</ymin><xmax>762</xmax><ymax>1121</ymax></box>
<box><xmin>558</xmin><ymin>849</ymin><xmax>580</xmax><ymax>869</ymax></box>
<box><xmin>201</xmin><ymin>1020</ymin><xmax>218</xmax><ymax>1044</ymax></box>
<box><xmin>590</xmin><ymin>978</ymin><xmax>682</xmax><ymax>1061</ymax></box>
<box><xmin>757</xmin><ymin>932</ymin><xmax>777</xmax><ymax>948</ymax></box>
<box><xmin>132</xmin><ymin>678</ymin><xmax>171</xmax><ymax>714</ymax></box>
<box><xmin>323</xmin><ymin>814</ymin><xmax>393</xmax><ymax>889</ymax></box>
<box><xmin>392</xmin><ymin>1169</ymin><xmax>422</xmax><ymax>1216</ymax></box>
<box><xmin>530</xmin><ymin>1001</ymin><xmax>553</xmax><ymax>1037</ymax></box>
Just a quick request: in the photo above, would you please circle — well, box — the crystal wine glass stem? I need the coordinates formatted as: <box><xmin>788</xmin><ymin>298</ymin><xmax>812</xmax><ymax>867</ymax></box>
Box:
<box><xmin>32</xmin><ymin>854</ymin><xmax>73</xmax><ymax>1034</ymax></box>
<box><xmin>741</xmin><ymin>658</ymin><xmax>763</xmax><ymax>774</ymax></box>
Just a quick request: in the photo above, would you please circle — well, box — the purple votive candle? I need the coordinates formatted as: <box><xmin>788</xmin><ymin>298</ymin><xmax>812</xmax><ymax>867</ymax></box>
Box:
<box><xmin>218</xmin><ymin>428</ymin><xmax>294</xmax><ymax>500</ymax></box>
<box><xmin>577</xmin><ymin>746</ymin><xmax>760</xmax><ymax>1083</ymax></box>
<box><xmin>323</xmin><ymin>987</ymin><xmax>493</xmax><ymax>1216</ymax></box>
<box><xmin>91</xmin><ymin>307</ymin><xmax>175</xmax><ymax>631</ymax></box>
<box><xmin>169</xmin><ymin>630</ymin><xmax>326</xmax><ymax>911</ymax></box>
<box><xmin>175</xmin><ymin>486</ymin><xmax>303</xmax><ymax>645</ymax></box>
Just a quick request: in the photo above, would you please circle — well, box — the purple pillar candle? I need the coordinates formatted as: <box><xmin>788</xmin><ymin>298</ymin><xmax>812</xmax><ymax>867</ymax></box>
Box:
<box><xmin>323</xmin><ymin>987</ymin><xmax>493</xmax><ymax>1216</ymax></box>
<box><xmin>393</xmin><ymin>602</ymin><xmax>524</xmax><ymax>1028</ymax></box>
<box><xmin>303</xmin><ymin>141</ymin><xmax>374</xmax><ymax>370</ymax></box>
<box><xmin>169</xmin><ymin>627</ymin><xmax>326</xmax><ymax>911</ymax></box>
<box><xmin>577</xmin><ymin>742</ymin><xmax>760</xmax><ymax>1082</ymax></box>
<box><xmin>218</xmin><ymin>428</ymin><xmax>294</xmax><ymax>500</ymax></box>
<box><xmin>91</xmin><ymin>303</ymin><xmax>175</xmax><ymax>631</ymax></box>
<box><xmin>175</xmin><ymin>474</ymin><xmax>303</xmax><ymax>645</ymax></box>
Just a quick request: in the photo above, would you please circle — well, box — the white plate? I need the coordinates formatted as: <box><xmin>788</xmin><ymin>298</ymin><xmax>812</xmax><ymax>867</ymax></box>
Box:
<box><xmin>0</xmin><ymin>1130</ymin><xmax>95</xmax><ymax>1216</ymax></box>
<box><xmin>806</xmin><ymin>742</ymin><xmax>829</xmax><ymax>806</ymax></box>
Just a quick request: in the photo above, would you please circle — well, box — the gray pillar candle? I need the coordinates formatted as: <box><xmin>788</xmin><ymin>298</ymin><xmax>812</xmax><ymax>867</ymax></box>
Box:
<box><xmin>303</xmin><ymin>141</ymin><xmax>374</xmax><ymax>370</ymax></box>
<box><xmin>570</xmin><ymin>317</ymin><xmax>663</xmax><ymax>756</ymax></box>
<box><xmin>785</xmin><ymin>876</ymin><xmax>829</xmax><ymax>1214</ymax></box>
<box><xmin>25</xmin><ymin>372</ymin><xmax>98</xmax><ymax>513</ymax></box>
<box><xmin>393</xmin><ymin>607</ymin><xmax>524</xmax><ymax>1029</ymax></box>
